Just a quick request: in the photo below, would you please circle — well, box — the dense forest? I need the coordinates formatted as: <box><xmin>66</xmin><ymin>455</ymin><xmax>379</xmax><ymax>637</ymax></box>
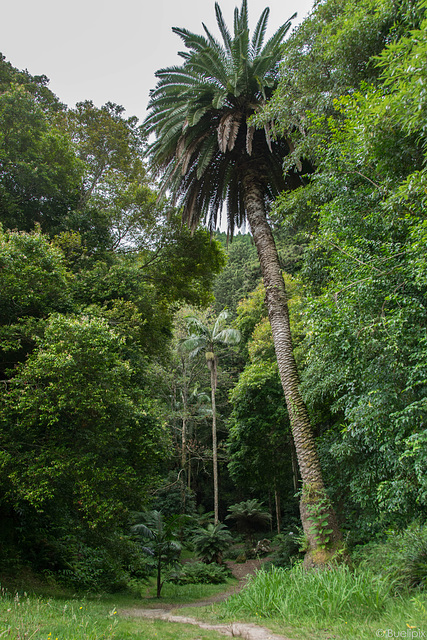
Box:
<box><xmin>1</xmin><ymin>0</ymin><xmax>427</xmax><ymax>615</ymax></box>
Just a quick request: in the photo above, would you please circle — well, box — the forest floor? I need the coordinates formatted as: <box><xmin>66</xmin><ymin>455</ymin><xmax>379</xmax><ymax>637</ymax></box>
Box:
<box><xmin>119</xmin><ymin>559</ymin><xmax>296</xmax><ymax>640</ymax></box>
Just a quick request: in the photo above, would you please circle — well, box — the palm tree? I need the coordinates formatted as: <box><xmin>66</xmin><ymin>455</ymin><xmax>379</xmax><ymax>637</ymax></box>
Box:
<box><xmin>132</xmin><ymin>510</ymin><xmax>185</xmax><ymax>597</ymax></box>
<box><xmin>180</xmin><ymin>311</ymin><xmax>240</xmax><ymax>524</ymax></box>
<box><xmin>145</xmin><ymin>1</ymin><xmax>343</xmax><ymax>565</ymax></box>
<box><xmin>226</xmin><ymin>499</ymin><xmax>272</xmax><ymax>548</ymax></box>
<box><xmin>192</xmin><ymin>522</ymin><xmax>233</xmax><ymax>564</ymax></box>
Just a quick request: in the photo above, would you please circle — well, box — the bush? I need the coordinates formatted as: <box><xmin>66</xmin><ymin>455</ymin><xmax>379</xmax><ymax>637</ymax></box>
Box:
<box><xmin>192</xmin><ymin>523</ymin><xmax>233</xmax><ymax>564</ymax></box>
<box><xmin>354</xmin><ymin>523</ymin><xmax>427</xmax><ymax>591</ymax></box>
<box><xmin>270</xmin><ymin>531</ymin><xmax>303</xmax><ymax>568</ymax></box>
<box><xmin>56</xmin><ymin>533</ymin><xmax>149</xmax><ymax>592</ymax></box>
<box><xmin>167</xmin><ymin>561</ymin><xmax>230</xmax><ymax>584</ymax></box>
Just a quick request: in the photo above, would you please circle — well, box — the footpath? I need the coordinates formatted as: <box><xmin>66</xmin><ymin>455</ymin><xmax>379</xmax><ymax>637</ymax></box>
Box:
<box><xmin>119</xmin><ymin>559</ymin><xmax>295</xmax><ymax>640</ymax></box>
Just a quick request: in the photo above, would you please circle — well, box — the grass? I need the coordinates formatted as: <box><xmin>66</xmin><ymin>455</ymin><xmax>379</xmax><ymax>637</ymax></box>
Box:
<box><xmin>0</xmin><ymin>588</ymin><xmax>226</xmax><ymax>640</ymax></box>
<box><xmin>201</xmin><ymin>564</ymin><xmax>427</xmax><ymax>640</ymax></box>
<box><xmin>134</xmin><ymin>575</ymin><xmax>237</xmax><ymax>604</ymax></box>
<box><xmin>3</xmin><ymin>564</ymin><xmax>427</xmax><ymax>640</ymax></box>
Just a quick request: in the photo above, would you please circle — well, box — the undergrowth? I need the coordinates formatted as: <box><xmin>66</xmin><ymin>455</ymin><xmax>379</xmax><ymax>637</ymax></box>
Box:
<box><xmin>222</xmin><ymin>564</ymin><xmax>392</xmax><ymax>622</ymax></box>
<box><xmin>215</xmin><ymin>564</ymin><xmax>427</xmax><ymax>640</ymax></box>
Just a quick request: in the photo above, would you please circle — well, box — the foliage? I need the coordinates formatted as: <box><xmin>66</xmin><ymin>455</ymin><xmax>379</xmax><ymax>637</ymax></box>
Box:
<box><xmin>56</xmin><ymin>534</ymin><xmax>148</xmax><ymax>592</ymax></box>
<box><xmin>0</xmin><ymin>86</ymin><xmax>82</xmax><ymax>234</ymax></box>
<box><xmin>262</xmin><ymin>0</ymin><xmax>414</xmax><ymax>170</ymax></box>
<box><xmin>305</xmin><ymin>494</ymin><xmax>336</xmax><ymax>550</ymax></box>
<box><xmin>150</xmin><ymin>471</ymin><xmax>197</xmax><ymax>518</ymax></box>
<box><xmin>0</xmin><ymin>226</ymin><xmax>72</xmax><ymax>375</ymax></box>
<box><xmin>212</xmin><ymin>233</ymin><xmax>261</xmax><ymax>314</ymax></box>
<box><xmin>269</xmin><ymin>531</ymin><xmax>303</xmax><ymax>568</ymax></box>
<box><xmin>227</xmin><ymin>286</ymin><xmax>301</xmax><ymax>527</ymax></box>
<box><xmin>265</xmin><ymin>0</ymin><xmax>427</xmax><ymax>534</ymax></box>
<box><xmin>227</xmin><ymin>358</ymin><xmax>290</xmax><ymax>492</ymax></box>
<box><xmin>167</xmin><ymin>561</ymin><xmax>230</xmax><ymax>585</ymax></box>
<box><xmin>180</xmin><ymin>310</ymin><xmax>241</xmax><ymax>523</ymax></box>
<box><xmin>355</xmin><ymin>524</ymin><xmax>427</xmax><ymax>592</ymax></box>
<box><xmin>144</xmin><ymin>0</ymin><xmax>299</xmax><ymax>236</ymax></box>
<box><xmin>226</xmin><ymin>500</ymin><xmax>271</xmax><ymax>546</ymax></box>
<box><xmin>131</xmin><ymin>510</ymin><xmax>186</xmax><ymax>597</ymax></box>
<box><xmin>192</xmin><ymin>523</ymin><xmax>233</xmax><ymax>564</ymax></box>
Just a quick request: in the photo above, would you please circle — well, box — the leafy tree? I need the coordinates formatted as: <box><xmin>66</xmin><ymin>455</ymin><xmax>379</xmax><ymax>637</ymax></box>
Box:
<box><xmin>132</xmin><ymin>510</ymin><xmax>185</xmax><ymax>597</ymax></box>
<box><xmin>180</xmin><ymin>311</ymin><xmax>241</xmax><ymax>524</ymax></box>
<box><xmin>0</xmin><ymin>86</ymin><xmax>82</xmax><ymax>233</ymax></box>
<box><xmin>213</xmin><ymin>232</ymin><xmax>261</xmax><ymax>314</ymax></box>
<box><xmin>271</xmin><ymin>0</ymin><xmax>427</xmax><ymax>538</ymax></box>
<box><xmin>0</xmin><ymin>312</ymin><xmax>167</xmax><ymax>575</ymax></box>
<box><xmin>0</xmin><ymin>226</ymin><xmax>73</xmax><ymax>378</ymax></box>
<box><xmin>0</xmin><ymin>52</ymin><xmax>64</xmax><ymax>112</ymax></box>
<box><xmin>263</xmin><ymin>0</ymin><xmax>415</xmax><ymax>171</ymax></box>
<box><xmin>144</xmin><ymin>0</ymin><xmax>343</xmax><ymax>564</ymax></box>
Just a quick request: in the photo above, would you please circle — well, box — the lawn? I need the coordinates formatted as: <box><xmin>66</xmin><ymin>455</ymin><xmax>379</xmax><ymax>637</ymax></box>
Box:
<box><xmin>0</xmin><ymin>589</ymin><xmax>226</xmax><ymax>640</ymax></box>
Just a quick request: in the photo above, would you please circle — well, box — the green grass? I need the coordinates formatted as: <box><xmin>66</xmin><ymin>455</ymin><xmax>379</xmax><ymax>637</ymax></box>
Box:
<box><xmin>4</xmin><ymin>565</ymin><xmax>427</xmax><ymax>640</ymax></box>
<box><xmin>208</xmin><ymin>564</ymin><xmax>427</xmax><ymax>640</ymax></box>
<box><xmin>141</xmin><ymin>576</ymin><xmax>237</xmax><ymax>603</ymax></box>
<box><xmin>0</xmin><ymin>589</ymin><xmax>226</xmax><ymax>640</ymax></box>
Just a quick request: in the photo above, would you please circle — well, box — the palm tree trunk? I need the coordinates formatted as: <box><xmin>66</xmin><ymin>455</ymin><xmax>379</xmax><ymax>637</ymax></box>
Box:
<box><xmin>242</xmin><ymin>169</ymin><xmax>343</xmax><ymax>566</ymax></box>
<box><xmin>210</xmin><ymin>363</ymin><xmax>219</xmax><ymax>525</ymax></box>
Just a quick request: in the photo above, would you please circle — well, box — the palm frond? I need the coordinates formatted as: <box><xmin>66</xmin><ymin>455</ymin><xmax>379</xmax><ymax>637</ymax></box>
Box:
<box><xmin>215</xmin><ymin>2</ymin><xmax>232</xmax><ymax>53</ymax></box>
<box><xmin>251</xmin><ymin>7</ymin><xmax>269</xmax><ymax>57</ymax></box>
<box><xmin>258</xmin><ymin>15</ymin><xmax>295</xmax><ymax>61</ymax></box>
<box><xmin>236</xmin><ymin>0</ymin><xmax>248</xmax><ymax>36</ymax></box>
<box><xmin>172</xmin><ymin>27</ymin><xmax>210</xmax><ymax>53</ymax></box>
<box><xmin>246</xmin><ymin>124</ymin><xmax>255</xmax><ymax>155</ymax></box>
<box><xmin>214</xmin><ymin>328</ymin><xmax>241</xmax><ymax>345</ymax></box>
<box><xmin>131</xmin><ymin>523</ymin><xmax>155</xmax><ymax>539</ymax></box>
<box><xmin>144</xmin><ymin>0</ymin><xmax>293</xmax><ymax>236</ymax></box>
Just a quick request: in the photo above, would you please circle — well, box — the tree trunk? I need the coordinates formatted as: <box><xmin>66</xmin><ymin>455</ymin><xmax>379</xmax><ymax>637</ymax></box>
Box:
<box><xmin>274</xmin><ymin>486</ymin><xmax>281</xmax><ymax>535</ymax></box>
<box><xmin>210</xmin><ymin>362</ymin><xmax>219</xmax><ymax>525</ymax></box>
<box><xmin>242</xmin><ymin>169</ymin><xmax>343</xmax><ymax>566</ymax></box>
<box><xmin>156</xmin><ymin>556</ymin><xmax>162</xmax><ymax>598</ymax></box>
<box><xmin>181</xmin><ymin>416</ymin><xmax>187</xmax><ymax>477</ymax></box>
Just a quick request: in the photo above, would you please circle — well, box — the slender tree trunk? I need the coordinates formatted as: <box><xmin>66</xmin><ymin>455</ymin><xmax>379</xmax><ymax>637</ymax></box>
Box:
<box><xmin>188</xmin><ymin>450</ymin><xmax>192</xmax><ymax>491</ymax></box>
<box><xmin>156</xmin><ymin>556</ymin><xmax>162</xmax><ymax>598</ymax></box>
<box><xmin>274</xmin><ymin>486</ymin><xmax>281</xmax><ymax>535</ymax></box>
<box><xmin>242</xmin><ymin>169</ymin><xmax>343</xmax><ymax>566</ymax></box>
<box><xmin>181</xmin><ymin>414</ymin><xmax>187</xmax><ymax>477</ymax></box>
<box><xmin>210</xmin><ymin>363</ymin><xmax>219</xmax><ymax>525</ymax></box>
<box><xmin>181</xmin><ymin>416</ymin><xmax>187</xmax><ymax>510</ymax></box>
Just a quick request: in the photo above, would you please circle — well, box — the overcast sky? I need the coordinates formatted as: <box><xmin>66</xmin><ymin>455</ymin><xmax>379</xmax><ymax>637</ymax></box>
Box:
<box><xmin>1</xmin><ymin>0</ymin><xmax>314</xmax><ymax>123</ymax></box>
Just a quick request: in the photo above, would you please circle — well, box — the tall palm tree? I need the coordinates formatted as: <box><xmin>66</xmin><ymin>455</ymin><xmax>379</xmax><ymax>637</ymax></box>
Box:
<box><xmin>180</xmin><ymin>311</ymin><xmax>240</xmax><ymax>524</ymax></box>
<box><xmin>145</xmin><ymin>1</ymin><xmax>343</xmax><ymax>564</ymax></box>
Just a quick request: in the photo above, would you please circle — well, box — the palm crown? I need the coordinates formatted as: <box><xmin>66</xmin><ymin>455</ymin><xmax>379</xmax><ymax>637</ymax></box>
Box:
<box><xmin>144</xmin><ymin>0</ymin><xmax>296</xmax><ymax>235</ymax></box>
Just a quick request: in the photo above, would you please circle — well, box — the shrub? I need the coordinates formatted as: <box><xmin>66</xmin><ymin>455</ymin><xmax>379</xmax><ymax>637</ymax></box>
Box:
<box><xmin>55</xmin><ymin>533</ymin><xmax>149</xmax><ymax>592</ymax></box>
<box><xmin>355</xmin><ymin>523</ymin><xmax>427</xmax><ymax>591</ymax></box>
<box><xmin>226</xmin><ymin>500</ymin><xmax>271</xmax><ymax>547</ymax></box>
<box><xmin>192</xmin><ymin>523</ymin><xmax>233</xmax><ymax>564</ymax></box>
<box><xmin>270</xmin><ymin>531</ymin><xmax>303</xmax><ymax>568</ymax></box>
<box><xmin>167</xmin><ymin>561</ymin><xmax>230</xmax><ymax>584</ymax></box>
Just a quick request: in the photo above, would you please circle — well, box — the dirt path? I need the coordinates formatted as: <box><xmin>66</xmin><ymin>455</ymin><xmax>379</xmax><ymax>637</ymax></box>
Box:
<box><xmin>119</xmin><ymin>560</ymin><xmax>295</xmax><ymax>640</ymax></box>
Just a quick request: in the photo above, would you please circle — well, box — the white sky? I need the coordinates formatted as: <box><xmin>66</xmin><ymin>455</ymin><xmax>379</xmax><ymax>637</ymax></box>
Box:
<box><xmin>1</xmin><ymin>0</ymin><xmax>314</xmax><ymax>123</ymax></box>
